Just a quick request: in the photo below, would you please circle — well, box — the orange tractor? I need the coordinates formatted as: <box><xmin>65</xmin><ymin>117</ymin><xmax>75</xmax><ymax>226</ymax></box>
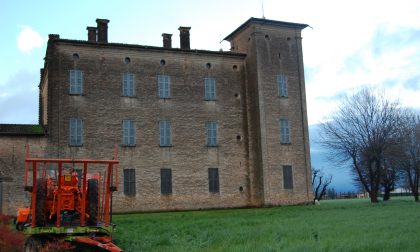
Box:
<box><xmin>16</xmin><ymin>146</ymin><xmax>123</xmax><ymax>252</ymax></box>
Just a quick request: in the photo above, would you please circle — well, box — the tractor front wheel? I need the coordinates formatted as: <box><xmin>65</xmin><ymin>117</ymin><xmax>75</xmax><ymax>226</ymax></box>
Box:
<box><xmin>24</xmin><ymin>236</ymin><xmax>42</xmax><ymax>252</ymax></box>
<box><xmin>87</xmin><ymin>179</ymin><xmax>99</xmax><ymax>226</ymax></box>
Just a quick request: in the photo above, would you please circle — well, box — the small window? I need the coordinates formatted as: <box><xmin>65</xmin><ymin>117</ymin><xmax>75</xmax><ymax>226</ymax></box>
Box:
<box><xmin>159</xmin><ymin>120</ymin><xmax>172</xmax><ymax>147</ymax></box>
<box><xmin>161</xmin><ymin>168</ymin><xmax>172</xmax><ymax>194</ymax></box>
<box><xmin>69</xmin><ymin>118</ymin><xmax>83</xmax><ymax>146</ymax></box>
<box><xmin>122</xmin><ymin>73</ymin><xmax>135</xmax><ymax>97</ymax></box>
<box><xmin>158</xmin><ymin>75</ymin><xmax>170</xmax><ymax>98</ymax></box>
<box><xmin>277</xmin><ymin>74</ymin><xmax>288</xmax><ymax>97</ymax></box>
<box><xmin>283</xmin><ymin>166</ymin><xmax>293</xmax><ymax>189</ymax></box>
<box><xmin>206</xmin><ymin>122</ymin><xmax>218</xmax><ymax>146</ymax></box>
<box><xmin>280</xmin><ymin>119</ymin><xmax>291</xmax><ymax>144</ymax></box>
<box><xmin>122</xmin><ymin>120</ymin><xmax>136</xmax><ymax>146</ymax></box>
<box><xmin>204</xmin><ymin>78</ymin><xmax>216</xmax><ymax>100</ymax></box>
<box><xmin>124</xmin><ymin>169</ymin><xmax>136</xmax><ymax>196</ymax></box>
<box><xmin>69</xmin><ymin>70</ymin><xmax>83</xmax><ymax>95</ymax></box>
<box><xmin>208</xmin><ymin>168</ymin><xmax>219</xmax><ymax>193</ymax></box>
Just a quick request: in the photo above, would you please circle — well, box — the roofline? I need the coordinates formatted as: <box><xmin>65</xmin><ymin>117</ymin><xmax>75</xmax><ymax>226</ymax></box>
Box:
<box><xmin>49</xmin><ymin>39</ymin><xmax>247</xmax><ymax>58</ymax></box>
<box><xmin>0</xmin><ymin>124</ymin><xmax>46</xmax><ymax>136</ymax></box>
<box><xmin>224</xmin><ymin>17</ymin><xmax>309</xmax><ymax>41</ymax></box>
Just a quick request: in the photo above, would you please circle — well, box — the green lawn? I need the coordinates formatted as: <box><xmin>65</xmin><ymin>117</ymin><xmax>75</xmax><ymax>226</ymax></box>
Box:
<box><xmin>112</xmin><ymin>197</ymin><xmax>420</xmax><ymax>252</ymax></box>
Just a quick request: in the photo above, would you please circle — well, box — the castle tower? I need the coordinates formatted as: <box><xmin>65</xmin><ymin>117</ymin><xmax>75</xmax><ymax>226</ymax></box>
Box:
<box><xmin>225</xmin><ymin>18</ymin><xmax>312</xmax><ymax>205</ymax></box>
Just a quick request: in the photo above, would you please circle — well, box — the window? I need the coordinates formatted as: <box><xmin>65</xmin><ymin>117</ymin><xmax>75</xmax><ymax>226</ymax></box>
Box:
<box><xmin>158</xmin><ymin>75</ymin><xmax>170</xmax><ymax>98</ymax></box>
<box><xmin>204</xmin><ymin>78</ymin><xmax>216</xmax><ymax>100</ymax></box>
<box><xmin>160</xmin><ymin>168</ymin><xmax>172</xmax><ymax>194</ymax></box>
<box><xmin>122</xmin><ymin>120</ymin><xmax>136</xmax><ymax>146</ymax></box>
<box><xmin>69</xmin><ymin>70</ymin><xmax>83</xmax><ymax>94</ymax></box>
<box><xmin>283</xmin><ymin>165</ymin><xmax>293</xmax><ymax>189</ymax></box>
<box><xmin>206</xmin><ymin>122</ymin><xmax>218</xmax><ymax>146</ymax></box>
<box><xmin>122</xmin><ymin>73</ymin><xmax>135</xmax><ymax>97</ymax></box>
<box><xmin>280</xmin><ymin>119</ymin><xmax>291</xmax><ymax>144</ymax></box>
<box><xmin>69</xmin><ymin>118</ymin><xmax>83</xmax><ymax>146</ymax></box>
<box><xmin>159</xmin><ymin>120</ymin><xmax>172</xmax><ymax>146</ymax></box>
<box><xmin>124</xmin><ymin>169</ymin><xmax>136</xmax><ymax>196</ymax></box>
<box><xmin>277</xmin><ymin>74</ymin><xmax>288</xmax><ymax>97</ymax></box>
<box><xmin>208</xmin><ymin>168</ymin><xmax>219</xmax><ymax>193</ymax></box>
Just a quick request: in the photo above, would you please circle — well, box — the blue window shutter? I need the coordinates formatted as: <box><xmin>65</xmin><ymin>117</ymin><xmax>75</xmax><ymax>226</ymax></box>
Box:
<box><xmin>69</xmin><ymin>118</ymin><xmax>75</xmax><ymax>145</ymax></box>
<box><xmin>206</xmin><ymin>122</ymin><xmax>217</xmax><ymax>146</ymax></box>
<box><xmin>204</xmin><ymin>78</ymin><xmax>216</xmax><ymax>100</ymax></box>
<box><xmin>165</xmin><ymin>121</ymin><xmax>171</xmax><ymax>145</ymax></box>
<box><xmin>205</xmin><ymin>78</ymin><xmax>209</xmax><ymax>99</ymax></box>
<box><xmin>129</xmin><ymin>74</ymin><xmax>134</xmax><ymax>96</ymax></box>
<box><xmin>123</xmin><ymin>74</ymin><xmax>128</xmax><ymax>96</ymax></box>
<box><xmin>78</xmin><ymin>119</ymin><xmax>83</xmax><ymax>145</ymax></box>
<box><xmin>278</xmin><ymin>74</ymin><xmax>288</xmax><ymax>97</ymax></box>
<box><xmin>70</xmin><ymin>70</ymin><xmax>75</xmax><ymax>94</ymax></box>
<box><xmin>69</xmin><ymin>118</ymin><xmax>82</xmax><ymax>146</ymax></box>
<box><xmin>159</xmin><ymin>121</ymin><xmax>164</xmax><ymax>145</ymax></box>
<box><xmin>280</xmin><ymin>119</ymin><xmax>290</xmax><ymax>143</ymax></box>
<box><xmin>159</xmin><ymin>120</ymin><xmax>171</xmax><ymax>146</ymax></box>
<box><xmin>78</xmin><ymin>71</ymin><xmax>83</xmax><ymax>94</ymax></box>
<box><xmin>165</xmin><ymin>76</ymin><xmax>170</xmax><ymax>98</ymax></box>
<box><xmin>158</xmin><ymin>75</ymin><xmax>163</xmax><ymax>97</ymax></box>
<box><xmin>123</xmin><ymin>120</ymin><xmax>135</xmax><ymax>146</ymax></box>
<box><xmin>158</xmin><ymin>75</ymin><xmax>170</xmax><ymax>98</ymax></box>
<box><xmin>130</xmin><ymin>120</ymin><xmax>135</xmax><ymax>145</ymax></box>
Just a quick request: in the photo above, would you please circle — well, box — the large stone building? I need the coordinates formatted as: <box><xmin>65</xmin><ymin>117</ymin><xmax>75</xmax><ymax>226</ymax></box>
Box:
<box><xmin>0</xmin><ymin>17</ymin><xmax>312</xmax><ymax>215</ymax></box>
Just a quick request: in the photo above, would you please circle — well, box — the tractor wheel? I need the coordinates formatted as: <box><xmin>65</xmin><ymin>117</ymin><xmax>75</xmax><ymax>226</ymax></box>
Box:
<box><xmin>35</xmin><ymin>178</ymin><xmax>47</xmax><ymax>227</ymax></box>
<box><xmin>87</xmin><ymin>179</ymin><xmax>99</xmax><ymax>226</ymax></box>
<box><xmin>24</xmin><ymin>236</ymin><xmax>42</xmax><ymax>252</ymax></box>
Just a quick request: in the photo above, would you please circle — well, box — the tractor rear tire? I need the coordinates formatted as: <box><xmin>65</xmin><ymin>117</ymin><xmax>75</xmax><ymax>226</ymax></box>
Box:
<box><xmin>24</xmin><ymin>236</ymin><xmax>42</xmax><ymax>252</ymax></box>
<box><xmin>87</xmin><ymin>179</ymin><xmax>99</xmax><ymax>226</ymax></box>
<box><xmin>35</xmin><ymin>178</ymin><xmax>47</xmax><ymax>227</ymax></box>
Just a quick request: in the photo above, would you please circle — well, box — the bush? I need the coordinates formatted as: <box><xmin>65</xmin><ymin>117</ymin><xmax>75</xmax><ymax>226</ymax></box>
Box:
<box><xmin>0</xmin><ymin>214</ymin><xmax>25</xmax><ymax>252</ymax></box>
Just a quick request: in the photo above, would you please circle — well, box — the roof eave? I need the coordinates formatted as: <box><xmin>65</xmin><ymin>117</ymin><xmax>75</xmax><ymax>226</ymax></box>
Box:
<box><xmin>224</xmin><ymin>17</ymin><xmax>309</xmax><ymax>41</ymax></box>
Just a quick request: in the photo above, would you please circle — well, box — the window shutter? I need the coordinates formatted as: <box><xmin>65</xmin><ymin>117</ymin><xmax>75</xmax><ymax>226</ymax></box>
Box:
<box><xmin>123</xmin><ymin>74</ymin><xmax>128</xmax><ymax>96</ymax></box>
<box><xmin>70</xmin><ymin>70</ymin><xmax>75</xmax><ymax>94</ymax></box>
<box><xmin>77</xmin><ymin>119</ymin><xmax>82</xmax><ymax>145</ymax></box>
<box><xmin>78</xmin><ymin>71</ymin><xmax>83</xmax><ymax>94</ymax></box>
<box><xmin>129</xmin><ymin>74</ymin><xmax>134</xmax><ymax>96</ymax></box>
<box><xmin>280</xmin><ymin>119</ymin><xmax>290</xmax><ymax>143</ymax></box>
<box><xmin>283</xmin><ymin>166</ymin><xmax>293</xmax><ymax>189</ymax></box>
<box><xmin>161</xmin><ymin>168</ymin><xmax>172</xmax><ymax>194</ymax></box>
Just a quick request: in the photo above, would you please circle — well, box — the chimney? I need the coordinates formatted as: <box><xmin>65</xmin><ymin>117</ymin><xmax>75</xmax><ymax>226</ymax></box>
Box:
<box><xmin>87</xmin><ymin>27</ymin><xmax>97</xmax><ymax>42</ymax></box>
<box><xmin>178</xmin><ymin>27</ymin><xmax>191</xmax><ymax>50</ymax></box>
<box><xmin>48</xmin><ymin>34</ymin><xmax>60</xmax><ymax>40</ymax></box>
<box><xmin>96</xmin><ymin>19</ymin><xmax>110</xmax><ymax>43</ymax></box>
<box><xmin>162</xmin><ymin>33</ymin><xmax>172</xmax><ymax>48</ymax></box>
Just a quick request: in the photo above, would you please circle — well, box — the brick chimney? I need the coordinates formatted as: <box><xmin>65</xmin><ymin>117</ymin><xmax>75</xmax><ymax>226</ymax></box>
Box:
<box><xmin>87</xmin><ymin>27</ymin><xmax>97</xmax><ymax>42</ymax></box>
<box><xmin>162</xmin><ymin>33</ymin><xmax>172</xmax><ymax>48</ymax></box>
<box><xmin>178</xmin><ymin>27</ymin><xmax>191</xmax><ymax>50</ymax></box>
<box><xmin>96</xmin><ymin>19</ymin><xmax>110</xmax><ymax>43</ymax></box>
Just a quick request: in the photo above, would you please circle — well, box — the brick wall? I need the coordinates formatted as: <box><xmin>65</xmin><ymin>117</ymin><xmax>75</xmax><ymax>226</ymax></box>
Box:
<box><xmin>43</xmin><ymin>43</ymin><xmax>252</xmax><ymax>212</ymax></box>
<box><xmin>0</xmin><ymin>136</ymin><xmax>46</xmax><ymax>215</ymax></box>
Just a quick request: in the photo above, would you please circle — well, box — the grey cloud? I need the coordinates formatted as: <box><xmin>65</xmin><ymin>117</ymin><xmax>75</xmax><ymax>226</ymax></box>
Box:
<box><xmin>0</xmin><ymin>70</ymin><xmax>39</xmax><ymax>124</ymax></box>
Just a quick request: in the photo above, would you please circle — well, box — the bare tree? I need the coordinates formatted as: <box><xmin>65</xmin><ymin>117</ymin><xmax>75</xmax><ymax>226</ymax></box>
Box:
<box><xmin>395</xmin><ymin>112</ymin><xmax>420</xmax><ymax>201</ymax></box>
<box><xmin>320</xmin><ymin>88</ymin><xmax>403</xmax><ymax>203</ymax></box>
<box><xmin>312</xmin><ymin>167</ymin><xmax>332</xmax><ymax>203</ymax></box>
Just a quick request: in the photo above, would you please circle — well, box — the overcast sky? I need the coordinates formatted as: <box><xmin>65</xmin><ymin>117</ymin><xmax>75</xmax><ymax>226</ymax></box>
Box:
<box><xmin>1</xmin><ymin>0</ymin><xmax>419</xmax><ymax>125</ymax></box>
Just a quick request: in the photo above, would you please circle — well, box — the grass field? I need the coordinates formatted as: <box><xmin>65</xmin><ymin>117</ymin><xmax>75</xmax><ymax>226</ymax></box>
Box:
<box><xmin>112</xmin><ymin>197</ymin><xmax>420</xmax><ymax>252</ymax></box>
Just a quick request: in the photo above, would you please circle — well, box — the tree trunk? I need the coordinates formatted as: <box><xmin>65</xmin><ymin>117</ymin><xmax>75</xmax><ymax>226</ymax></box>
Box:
<box><xmin>413</xmin><ymin>189</ymin><xmax>419</xmax><ymax>202</ymax></box>
<box><xmin>383</xmin><ymin>188</ymin><xmax>391</xmax><ymax>201</ymax></box>
<box><xmin>370</xmin><ymin>190</ymin><xmax>379</xmax><ymax>203</ymax></box>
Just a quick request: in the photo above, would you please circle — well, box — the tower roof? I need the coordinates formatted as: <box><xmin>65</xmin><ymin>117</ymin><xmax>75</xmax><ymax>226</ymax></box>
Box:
<box><xmin>224</xmin><ymin>17</ymin><xmax>308</xmax><ymax>41</ymax></box>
